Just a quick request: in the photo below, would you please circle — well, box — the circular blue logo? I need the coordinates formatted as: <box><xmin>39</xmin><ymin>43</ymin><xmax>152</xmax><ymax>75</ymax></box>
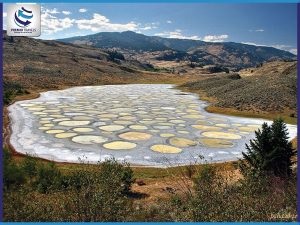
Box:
<box><xmin>14</xmin><ymin>7</ymin><xmax>33</xmax><ymax>28</ymax></box>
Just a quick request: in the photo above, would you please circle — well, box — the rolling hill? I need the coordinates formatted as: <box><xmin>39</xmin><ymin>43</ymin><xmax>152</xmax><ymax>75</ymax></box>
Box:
<box><xmin>180</xmin><ymin>61</ymin><xmax>297</xmax><ymax>117</ymax></box>
<box><xmin>3</xmin><ymin>31</ymin><xmax>182</xmax><ymax>92</ymax></box>
<box><xmin>59</xmin><ymin>31</ymin><xmax>296</xmax><ymax>69</ymax></box>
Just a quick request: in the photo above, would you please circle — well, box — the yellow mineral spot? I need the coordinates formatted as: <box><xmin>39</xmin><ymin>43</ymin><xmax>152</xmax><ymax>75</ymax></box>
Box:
<box><xmin>20</xmin><ymin>103</ymin><xmax>35</xmax><ymax>107</ymax></box>
<box><xmin>38</xmin><ymin>127</ymin><xmax>51</xmax><ymax>130</ymax></box>
<box><xmin>119</xmin><ymin>132</ymin><xmax>152</xmax><ymax>141</ymax></box>
<box><xmin>58</xmin><ymin>121</ymin><xmax>91</xmax><ymax>126</ymax></box>
<box><xmin>72</xmin><ymin>135</ymin><xmax>108</xmax><ymax>144</ymax></box>
<box><xmin>151</xmin><ymin>145</ymin><xmax>182</xmax><ymax>154</ymax></box>
<box><xmin>40</xmin><ymin>121</ymin><xmax>51</xmax><ymax>124</ymax></box>
<box><xmin>55</xmin><ymin>133</ymin><xmax>77</xmax><ymax>138</ymax></box>
<box><xmin>73</xmin><ymin>128</ymin><xmax>94</xmax><ymax>132</ymax></box>
<box><xmin>129</xmin><ymin>125</ymin><xmax>148</xmax><ymax>130</ymax></box>
<box><xmin>103</xmin><ymin>141</ymin><xmax>136</xmax><ymax>150</ymax></box>
<box><xmin>119</xmin><ymin>116</ymin><xmax>136</xmax><ymax>121</ymax></box>
<box><xmin>200</xmin><ymin>138</ymin><xmax>234</xmax><ymax>148</ymax></box>
<box><xmin>99</xmin><ymin>125</ymin><xmax>125</xmax><ymax>132</ymax></box>
<box><xmin>43</xmin><ymin>109</ymin><xmax>60</xmax><ymax>113</ymax></box>
<box><xmin>177</xmin><ymin>131</ymin><xmax>189</xmax><ymax>134</ymax></box>
<box><xmin>169</xmin><ymin>137</ymin><xmax>197</xmax><ymax>147</ymax></box>
<box><xmin>99</xmin><ymin>114</ymin><xmax>119</xmax><ymax>118</ymax></box>
<box><xmin>46</xmin><ymin>130</ymin><xmax>65</xmax><ymax>134</ymax></box>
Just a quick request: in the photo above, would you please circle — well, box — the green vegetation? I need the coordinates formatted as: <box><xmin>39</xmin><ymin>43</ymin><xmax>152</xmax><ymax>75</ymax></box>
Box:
<box><xmin>4</xmin><ymin>151</ymin><xmax>135</xmax><ymax>221</ymax></box>
<box><xmin>164</xmin><ymin>165</ymin><xmax>296</xmax><ymax>222</ymax></box>
<box><xmin>207</xmin><ymin>66</ymin><xmax>230</xmax><ymax>73</ymax></box>
<box><xmin>3</xmin><ymin>81</ymin><xmax>28</xmax><ymax>105</ymax></box>
<box><xmin>105</xmin><ymin>50</ymin><xmax>125</xmax><ymax>62</ymax></box>
<box><xmin>4</xmin><ymin>120</ymin><xmax>296</xmax><ymax>221</ymax></box>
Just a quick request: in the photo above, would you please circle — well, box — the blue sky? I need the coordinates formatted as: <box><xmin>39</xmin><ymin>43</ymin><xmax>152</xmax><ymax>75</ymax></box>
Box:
<box><xmin>3</xmin><ymin>3</ymin><xmax>297</xmax><ymax>54</ymax></box>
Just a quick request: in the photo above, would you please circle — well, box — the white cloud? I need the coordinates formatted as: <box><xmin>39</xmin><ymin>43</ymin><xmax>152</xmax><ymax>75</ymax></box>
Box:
<box><xmin>155</xmin><ymin>29</ymin><xmax>200</xmax><ymax>40</ymax></box>
<box><xmin>166</xmin><ymin>20</ymin><xmax>172</xmax><ymax>24</ymax></box>
<box><xmin>79</xmin><ymin>8</ymin><xmax>87</xmax><ymax>13</ymax></box>
<box><xmin>289</xmin><ymin>48</ymin><xmax>297</xmax><ymax>55</ymax></box>
<box><xmin>41</xmin><ymin>11</ymin><xmax>74</xmax><ymax>34</ymax></box>
<box><xmin>3</xmin><ymin>12</ymin><xmax>7</xmax><ymax>17</ymax></box>
<box><xmin>202</xmin><ymin>34</ymin><xmax>229</xmax><ymax>42</ymax></box>
<box><xmin>138</xmin><ymin>22</ymin><xmax>158</xmax><ymax>31</ymax></box>
<box><xmin>44</xmin><ymin>8</ymin><xmax>60</xmax><ymax>14</ymax></box>
<box><xmin>140</xmin><ymin>26</ymin><xmax>152</xmax><ymax>31</ymax></box>
<box><xmin>271</xmin><ymin>45</ymin><xmax>297</xmax><ymax>55</ymax></box>
<box><xmin>271</xmin><ymin>44</ymin><xmax>291</xmax><ymax>50</ymax></box>
<box><xmin>62</xmin><ymin>11</ymin><xmax>71</xmax><ymax>15</ymax></box>
<box><xmin>249</xmin><ymin>29</ymin><xmax>264</xmax><ymax>32</ymax></box>
<box><xmin>242</xmin><ymin>42</ymin><xmax>297</xmax><ymax>55</ymax></box>
<box><xmin>241</xmin><ymin>42</ymin><xmax>266</xmax><ymax>46</ymax></box>
<box><xmin>76</xmin><ymin>13</ymin><xmax>139</xmax><ymax>32</ymax></box>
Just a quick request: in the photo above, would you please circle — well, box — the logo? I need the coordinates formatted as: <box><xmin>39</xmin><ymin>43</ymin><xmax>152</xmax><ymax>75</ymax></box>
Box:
<box><xmin>7</xmin><ymin>4</ymin><xmax>41</xmax><ymax>37</ymax></box>
<box><xmin>14</xmin><ymin>7</ymin><xmax>33</xmax><ymax>28</ymax></box>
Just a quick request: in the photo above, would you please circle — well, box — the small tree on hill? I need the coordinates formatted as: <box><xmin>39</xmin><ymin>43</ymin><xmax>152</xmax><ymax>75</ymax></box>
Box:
<box><xmin>240</xmin><ymin>118</ymin><xmax>295</xmax><ymax>178</ymax></box>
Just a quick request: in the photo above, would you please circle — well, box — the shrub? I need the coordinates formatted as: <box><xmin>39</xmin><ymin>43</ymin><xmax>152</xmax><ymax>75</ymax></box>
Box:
<box><xmin>3</xmin><ymin>148</ymin><xmax>25</xmax><ymax>189</ymax></box>
<box><xmin>21</xmin><ymin>155</ymin><xmax>38</xmax><ymax>178</ymax></box>
<box><xmin>3</xmin><ymin>81</ymin><xmax>28</xmax><ymax>105</ymax></box>
<box><xmin>62</xmin><ymin>159</ymin><xmax>134</xmax><ymax>221</ymax></box>
<box><xmin>35</xmin><ymin>162</ymin><xmax>62</xmax><ymax>193</ymax></box>
<box><xmin>98</xmin><ymin>159</ymin><xmax>134</xmax><ymax>195</ymax></box>
<box><xmin>106</xmin><ymin>50</ymin><xmax>125</xmax><ymax>62</ymax></box>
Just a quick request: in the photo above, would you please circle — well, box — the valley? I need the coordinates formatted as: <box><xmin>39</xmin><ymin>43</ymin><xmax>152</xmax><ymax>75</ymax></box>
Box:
<box><xmin>3</xmin><ymin>30</ymin><xmax>298</xmax><ymax>222</ymax></box>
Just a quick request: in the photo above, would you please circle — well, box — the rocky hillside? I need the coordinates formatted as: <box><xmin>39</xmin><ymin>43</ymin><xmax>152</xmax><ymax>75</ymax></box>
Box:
<box><xmin>181</xmin><ymin>61</ymin><xmax>297</xmax><ymax>115</ymax></box>
<box><xmin>59</xmin><ymin>31</ymin><xmax>296</xmax><ymax>70</ymax></box>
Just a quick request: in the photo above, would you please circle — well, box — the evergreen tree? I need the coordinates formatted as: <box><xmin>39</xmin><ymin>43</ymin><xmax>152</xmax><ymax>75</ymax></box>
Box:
<box><xmin>240</xmin><ymin>118</ymin><xmax>295</xmax><ymax>178</ymax></box>
<box><xmin>269</xmin><ymin>119</ymin><xmax>295</xmax><ymax>177</ymax></box>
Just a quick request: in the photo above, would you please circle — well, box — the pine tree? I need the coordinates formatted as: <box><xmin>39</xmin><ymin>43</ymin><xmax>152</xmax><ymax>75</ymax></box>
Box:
<box><xmin>269</xmin><ymin>118</ymin><xmax>295</xmax><ymax>177</ymax></box>
<box><xmin>239</xmin><ymin>122</ymin><xmax>272</xmax><ymax>177</ymax></box>
<box><xmin>239</xmin><ymin>118</ymin><xmax>296</xmax><ymax>178</ymax></box>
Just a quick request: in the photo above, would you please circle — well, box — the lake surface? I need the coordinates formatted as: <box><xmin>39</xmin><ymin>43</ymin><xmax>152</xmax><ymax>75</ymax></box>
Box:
<box><xmin>9</xmin><ymin>84</ymin><xmax>297</xmax><ymax>167</ymax></box>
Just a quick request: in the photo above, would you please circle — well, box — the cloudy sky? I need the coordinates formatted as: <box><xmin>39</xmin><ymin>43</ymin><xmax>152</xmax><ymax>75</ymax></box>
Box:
<box><xmin>3</xmin><ymin>3</ymin><xmax>297</xmax><ymax>54</ymax></box>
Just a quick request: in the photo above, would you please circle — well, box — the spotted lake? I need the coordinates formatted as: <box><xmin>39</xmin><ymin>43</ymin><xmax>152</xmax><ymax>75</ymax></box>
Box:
<box><xmin>9</xmin><ymin>84</ymin><xmax>297</xmax><ymax>167</ymax></box>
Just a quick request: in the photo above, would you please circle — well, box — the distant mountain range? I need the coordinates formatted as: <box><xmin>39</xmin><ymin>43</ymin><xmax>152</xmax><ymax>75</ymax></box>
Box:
<box><xmin>58</xmin><ymin>31</ymin><xmax>296</xmax><ymax>69</ymax></box>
